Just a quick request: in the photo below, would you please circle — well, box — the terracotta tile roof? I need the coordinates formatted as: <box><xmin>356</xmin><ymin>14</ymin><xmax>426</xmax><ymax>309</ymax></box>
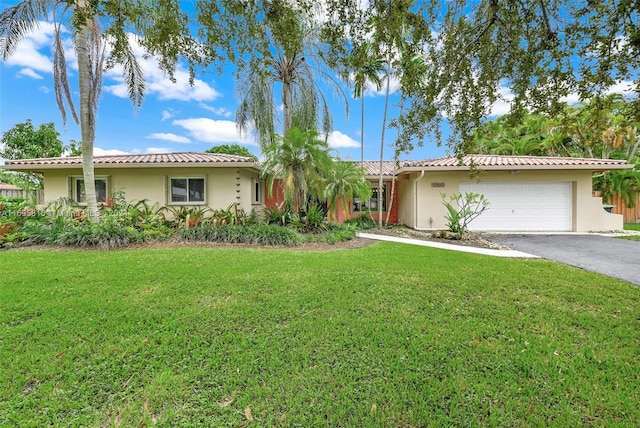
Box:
<box><xmin>354</xmin><ymin>160</ymin><xmax>397</xmax><ymax>176</ymax></box>
<box><xmin>402</xmin><ymin>155</ymin><xmax>630</xmax><ymax>169</ymax></box>
<box><xmin>4</xmin><ymin>152</ymin><xmax>258</xmax><ymax>167</ymax></box>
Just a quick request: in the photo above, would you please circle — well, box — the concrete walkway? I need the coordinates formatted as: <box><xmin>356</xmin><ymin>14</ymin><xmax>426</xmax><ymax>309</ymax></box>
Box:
<box><xmin>357</xmin><ymin>232</ymin><xmax>539</xmax><ymax>258</ymax></box>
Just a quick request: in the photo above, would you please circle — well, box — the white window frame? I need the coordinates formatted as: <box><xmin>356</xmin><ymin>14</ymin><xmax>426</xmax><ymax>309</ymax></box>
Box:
<box><xmin>71</xmin><ymin>176</ymin><xmax>109</xmax><ymax>205</ymax></box>
<box><xmin>352</xmin><ymin>185</ymin><xmax>387</xmax><ymax>213</ymax></box>
<box><xmin>168</xmin><ymin>177</ymin><xmax>206</xmax><ymax>205</ymax></box>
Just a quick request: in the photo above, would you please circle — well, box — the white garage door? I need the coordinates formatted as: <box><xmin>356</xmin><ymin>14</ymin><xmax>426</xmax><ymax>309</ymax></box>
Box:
<box><xmin>458</xmin><ymin>182</ymin><xmax>572</xmax><ymax>231</ymax></box>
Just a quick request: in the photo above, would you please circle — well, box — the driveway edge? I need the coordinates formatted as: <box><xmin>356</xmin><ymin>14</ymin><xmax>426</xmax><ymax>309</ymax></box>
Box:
<box><xmin>357</xmin><ymin>233</ymin><xmax>540</xmax><ymax>258</ymax></box>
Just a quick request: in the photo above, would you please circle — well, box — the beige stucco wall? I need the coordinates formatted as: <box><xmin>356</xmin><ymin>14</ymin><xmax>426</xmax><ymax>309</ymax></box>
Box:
<box><xmin>41</xmin><ymin>167</ymin><xmax>261</xmax><ymax>214</ymax></box>
<box><xmin>398</xmin><ymin>169</ymin><xmax>623</xmax><ymax>232</ymax></box>
<box><xmin>397</xmin><ymin>177</ymin><xmax>414</xmax><ymax>227</ymax></box>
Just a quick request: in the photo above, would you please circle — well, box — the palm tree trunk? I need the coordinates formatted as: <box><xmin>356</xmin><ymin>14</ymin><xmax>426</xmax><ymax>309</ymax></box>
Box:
<box><xmin>75</xmin><ymin>9</ymin><xmax>99</xmax><ymax>223</ymax></box>
<box><xmin>282</xmin><ymin>56</ymin><xmax>293</xmax><ymax>135</ymax></box>
<box><xmin>378</xmin><ymin>66</ymin><xmax>390</xmax><ymax>227</ymax></box>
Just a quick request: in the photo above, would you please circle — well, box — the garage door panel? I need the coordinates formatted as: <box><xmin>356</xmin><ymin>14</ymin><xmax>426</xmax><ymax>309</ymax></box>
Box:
<box><xmin>458</xmin><ymin>182</ymin><xmax>572</xmax><ymax>231</ymax></box>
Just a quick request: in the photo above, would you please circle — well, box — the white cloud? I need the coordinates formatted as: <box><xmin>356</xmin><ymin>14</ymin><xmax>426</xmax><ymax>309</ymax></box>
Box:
<box><xmin>560</xmin><ymin>92</ymin><xmax>582</xmax><ymax>107</ymax></box>
<box><xmin>2</xmin><ymin>21</ymin><xmax>57</xmax><ymax>73</ymax></box>
<box><xmin>365</xmin><ymin>74</ymin><xmax>400</xmax><ymax>97</ymax></box>
<box><xmin>94</xmin><ymin>147</ymin><xmax>130</xmax><ymax>156</ymax></box>
<box><xmin>606</xmin><ymin>80</ymin><xmax>635</xmax><ymax>96</ymax></box>
<box><xmin>145</xmin><ymin>133</ymin><xmax>191</xmax><ymax>144</ymax></box>
<box><xmin>145</xmin><ymin>147</ymin><xmax>171</xmax><ymax>154</ymax></box>
<box><xmin>489</xmin><ymin>85</ymin><xmax>516</xmax><ymax>117</ymax></box>
<box><xmin>103</xmin><ymin>35</ymin><xmax>221</xmax><ymax>102</ymax></box>
<box><xmin>161</xmin><ymin>109</ymin><xmax>176</xmax><ymax>121</ymax></box>
<box><xmin>199</xmin><ymin>103</ymin><xmax>233</xmax><ymax>117</ymax></box>
<box><xmin>17</xmin><ymin>68</ymin><xmax>44</xmax><ymax>79</ymax></box>
<box><xmin>325</xmin><ymin>130</ymin><xmax>360</xmax><ymax>148</ymax></box>
<box><xmin>39</xmin><ymin>86</ymin><xmax>51</xmax><ymax>94</ymax></box>
<box><xmin>172</xmin><ymin>118</ymin><xmax>254</xmax><ymax>145</ymax></box>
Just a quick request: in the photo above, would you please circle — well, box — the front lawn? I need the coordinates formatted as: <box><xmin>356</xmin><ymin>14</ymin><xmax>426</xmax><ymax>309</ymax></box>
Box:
<box><xmin>1</xmin><ymin>243</ymin><xmax>638</xmax><ymax>426</ymax></box>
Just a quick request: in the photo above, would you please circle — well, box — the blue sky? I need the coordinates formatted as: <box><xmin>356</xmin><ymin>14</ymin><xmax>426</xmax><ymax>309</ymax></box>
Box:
<box><xmin>0</xmin><ymin>3</ymin><xmax>458</xmax><ymax>163</ymax></box>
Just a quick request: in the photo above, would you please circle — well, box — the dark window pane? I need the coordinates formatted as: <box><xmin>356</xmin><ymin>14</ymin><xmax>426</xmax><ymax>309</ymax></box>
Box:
<box><xmin>171</xmin><ymin>178</ymin><xmax>187</xmax><ymax>202</ymax></box>
<box><xmin>76</xmin><ymin>179</ymin><xmax>108</xmax><ymax>204</ymax></box>
<box><xmin>352</xmin><ymin>186</ymin><xmax>385</xmax><ymax>213</ymax></box>
<box><xmin>95</xmin><ymin>180</ymin><xmax>107</xmax><ymax>203</ymax></box>
<box><xmin>188</xmin><ymin>179</ymin><xmax>205</xmax><ymax>202</ymax></box>
<box><xmin>76</xmin><ymin>180</ymin><xmax>86</xmax><ymax>203</ymax></box>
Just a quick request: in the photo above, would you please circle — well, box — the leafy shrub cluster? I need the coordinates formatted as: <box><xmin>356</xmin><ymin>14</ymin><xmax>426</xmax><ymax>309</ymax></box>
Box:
<box><xmin>2</xmin><ymin>191</ymin><xmax>366</xmax><ymax>250</ymax></box>
<box><xmin>180</xmin><ymin>224</ymin><xmax>301</xmax><ymax>246</ymax></box>
<box><xmin>441</xmin><ymin>192</ymin><xmax>490</xmax><ymax>236</ymax></box>
<box><xmin>345</xmin><ymin>214</ymin><xmax>376</xmax><ymax>229</ymax></box>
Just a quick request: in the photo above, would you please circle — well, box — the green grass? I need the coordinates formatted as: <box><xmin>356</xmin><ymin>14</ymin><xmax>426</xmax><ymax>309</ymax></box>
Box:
<box><xmin>620</xmin><ymin>224</ymin><xmax>640</xmax><ymax>241</ymax></box>
<box><xmin>1</xmin><ymin>243</ymin><xmax>639</xmax><ymax>427</ymax></box>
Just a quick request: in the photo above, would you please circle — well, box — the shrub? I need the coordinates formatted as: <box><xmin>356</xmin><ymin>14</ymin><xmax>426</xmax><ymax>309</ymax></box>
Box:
<box><xmin>264</xmin><ymin>205</ymin><xmax>293</xmax><ymax>226</ymax></box>
<box><xmin>290</xmin><ymin>204</ymin><xmax>328</xmax><ymax>233</ymax></box>
<box><xmin>324</xmin><ymin>223</ymin><xmax>357</xmax><ymax>244</ymax></box>
<box><xmin>345</xmin><ymin>214</ymin><xmax>376</xmax><ymax>229</ymax></box>
<box><xmin>55</xmin><ymin>221</ymin><xmax>144</xmax><ymax>250</ymax></box>
<box><xmin>441</xmin><ymin>192</ymin><xmax>490</xmax><ymax>236</ymax></box>
<box><xmin>180</xmin><ymin>224</ymin><xmax>301</xmax><ymax>246</ymax></box>
<box><xmin>0</xmin><ymin>222</ymin><xmax>16</xmax><ymax>244</ymax></box>
<box><xmin>163</xmin><ymin>206</ymin><xmax>210</xmax><ymax>228</ymax></box>
<box><xmin>209</xmin><ymin>203</ymin><xmax>260</xmax><ymax>226</ymax></box>
<box><xmin>0</xmin><ymin>196</ymin><xmax>41</xmax><ymax>226</ymax></box>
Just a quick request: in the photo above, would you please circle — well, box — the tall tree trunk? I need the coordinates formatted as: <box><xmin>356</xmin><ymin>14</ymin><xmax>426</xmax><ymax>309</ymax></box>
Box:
<box><xmin>385</xmin><ymin>99</ymin><xmax>404</xmax><ymax>225</ymax></box>
<box><xmin>378</xmin><ymin>67</ymin><xmax>390</xmax><ymax>227</ymax></box>
<box><xmin>282</xmin><ymin>56</ymin><xmax>293</xmax><ymax>135</ymax></box>
<box><xmin>75</xmin><ymin>11</ymin><xmax>99</xmax><ymax>222</ymax></box>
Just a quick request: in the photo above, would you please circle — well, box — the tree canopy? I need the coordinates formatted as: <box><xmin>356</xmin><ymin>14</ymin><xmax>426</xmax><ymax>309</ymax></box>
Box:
<box><xmin>473</xmin><ymin>94</ymin><xmax>640</xmax><ymax>207</ymax></box>
<box><xmin>0</xmin><ymin>120</ymin><xmax>64</xmax><ymax>160</ymax></box>
<box><xmin>205</xmin><ymin>144</ymin><xmax>258</xmax><ymax>161</ymax></box>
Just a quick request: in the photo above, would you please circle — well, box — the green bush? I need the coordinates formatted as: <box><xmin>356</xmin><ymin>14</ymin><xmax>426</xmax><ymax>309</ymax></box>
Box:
<box><xmin>345</xmin><ymin>213</ymin><xmax>376</xmax><ymax>229</ymax></box>
<box><xmin>441</xmin><ymin>192</ymin><xmax>490</xmax><ymax>236</ymax></box>
<box><xmin>180</xmin><ymin>224</ymin><xmax>301</xmax><ymax>246</ymax></box>
<box><xmin>324</xmin><ymin>223</ymin><xmax>358</xmax><ymax>244</ymax></box>
<box><xmin>264</xmin><ymin>205</ymin><xmax>293</xmax><ymax>226</ymax></box>
<box><xmin>290</xmin><ymin>204</ymin><xmax>328</xmax><ymax>233</ymax></box>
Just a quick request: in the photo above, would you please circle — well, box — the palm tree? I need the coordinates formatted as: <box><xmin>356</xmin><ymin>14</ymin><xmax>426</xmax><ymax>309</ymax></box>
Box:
<box><xmin>0</xmin><ymin>0</ymin><xmax>188</xmax><ymax>221</ymax></box>
<box><xmin>261</xmin><ymin>128</ymin><xmax>333</xmax><ymax>213</ymax></box>
<box><xmin>323</xmin><ymin>161</ymin><xmax>372</xmax><ymax>222</ymax></box>
<box><xmin>235</xmin><ymin>11</ymin><xmax>348</xmax><ymax>148</ymax></box>
<box><xmin>349</xmin><ymin>40</ymin><xmax>384</xmax><ymax>165</ymax></box>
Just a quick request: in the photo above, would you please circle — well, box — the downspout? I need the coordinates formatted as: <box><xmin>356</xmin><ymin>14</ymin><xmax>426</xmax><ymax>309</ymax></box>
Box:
<box><xmin>413</xmin><ymin>170</ymin><xmax>425</xmax><ymax>230</ymax></box>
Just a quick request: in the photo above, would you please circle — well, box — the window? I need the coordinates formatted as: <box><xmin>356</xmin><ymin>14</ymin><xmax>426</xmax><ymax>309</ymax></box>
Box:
<box><xmin>74</xmin><ymin>178</ymin><xmax>108</xmax><ymax>204</ymax></box>
<box><xmin>352</xmin><ymin>185</ymin><xmax>386</xmax><ymax>213</ymax></box>
<box><xmin>252</xmin><ymin>179</ymin><xmax>262</xmax><ymax>204</ymax></box>
<box><xmin>170</xmin><ymin>178</ymin><xmax>205</xmax><ymax>203</ymax></box>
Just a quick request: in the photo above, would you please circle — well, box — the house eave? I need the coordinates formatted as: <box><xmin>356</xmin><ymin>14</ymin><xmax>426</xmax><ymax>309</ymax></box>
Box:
<box><xmin>397</xmin><ymin>164</ymin><xmax>634</xmax><ymax>174</ymax></box>
<box><xmin>3</xmin><ymin>162</ymin><xmax>262</xmax><ymax>172</ymax></box>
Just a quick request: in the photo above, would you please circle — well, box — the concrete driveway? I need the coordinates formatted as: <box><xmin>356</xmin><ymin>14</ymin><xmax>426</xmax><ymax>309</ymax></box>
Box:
<box><xmin>490</xmin><ymin>234</ymin><xmax>640</xmax><ymax>286</ymax></box>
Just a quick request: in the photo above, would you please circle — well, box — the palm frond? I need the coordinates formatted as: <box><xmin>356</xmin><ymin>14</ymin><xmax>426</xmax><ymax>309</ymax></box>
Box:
<box><xmin>52</xmin><ymin>5</ymin><xmax>79</xmax><ymax>126</ymax></box>
<box><xmin>0</xmin><ymin>0</ymin><xmax>57</xmax><ymax>59</ymax></box>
